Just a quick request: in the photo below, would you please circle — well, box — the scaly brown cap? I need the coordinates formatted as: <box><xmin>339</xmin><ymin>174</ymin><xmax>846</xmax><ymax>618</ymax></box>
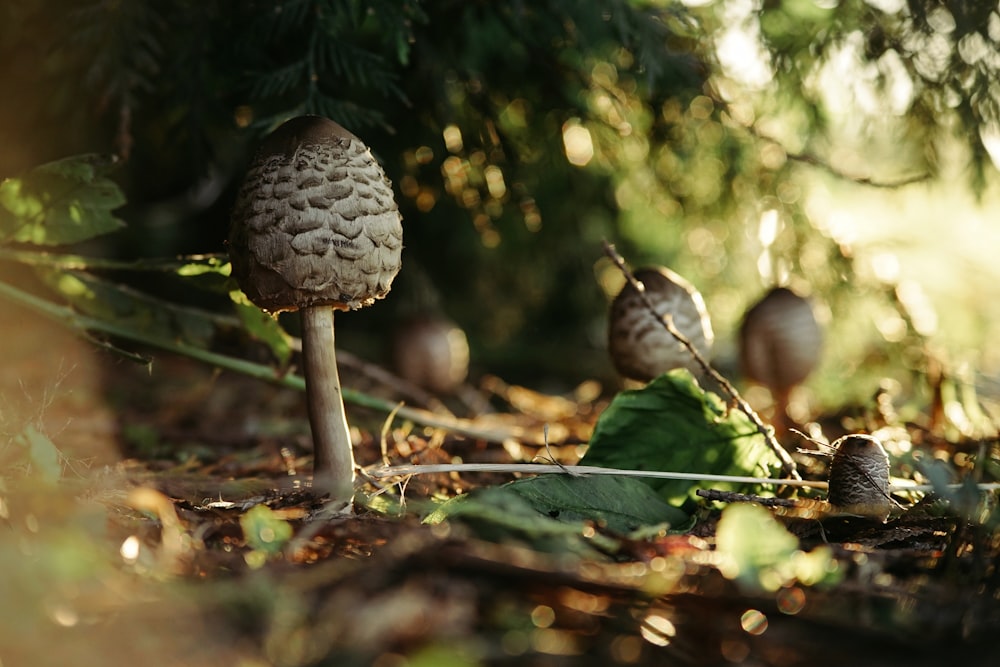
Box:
<box><xmin>827</xmin><ymin>434</ymin><xmax>892</xmax><ymax>521</ymax></box>
<box><xmin>608</xmin><ymin>266</ymin><xmax>714</xmax><ymax>382</ymax></box>
<box><xmin>229</xmin><ymin>115</ymin><xmax>403</xmax><ymax>313</ymax></box>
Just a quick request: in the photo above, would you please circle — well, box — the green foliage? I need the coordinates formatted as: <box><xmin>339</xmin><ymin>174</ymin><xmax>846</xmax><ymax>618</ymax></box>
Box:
<box><xmin>229</xmin><ymin>290</ymin><xmax>293</xmax><ymax>369</ymax></box>
<box><xmin>918</xmin><ymin>458</ymin><xmax>991</xmax><ymax>523</ymax></box>
<box><xmin>757</xmin><ymin>0</ymin><xmax>1000</xmax><ymax>181</ymax></box>
<box><xmin>581</xmin><ymin>371</ymin><xmax>781</xmax><ymax>505</ymax></box>
<box><xmin>502</xmin><ymin>474</ymin><xmax>689</xmax><ymax>532</ymax></box>
<box><xmin>41</xmin><ymin>269</ymin><xmax>218</xmax><ymax>349</ymax></box>
<box><xmin>715</xmin><ymin>503</ymin><xmax>840</xmax><ymax>593</ymax></box>
<box><xmin>241</xmin><ymin>504</ymin><xmax>293</xmax><ymax>562</ymax></box>
<box><xmin>1</xmin><ymin>0</ymin><xmax>997</xmax><ymax>400</ymax></box>
<box><xmin>236</xmin><ymin>0</ymin><xmax>425</xmax><ymax>131</ymax></box>
<box><xmin>0</xmin><ymin>155</ymin><xmax>124</xmax><ymax>244</ymax></box>
<box><xmin>426</xmin><ymin>474</ymin><xmax>687</xmax><ymax>557</ymax></box>
<box><xmin>0</xmin><ymin>152</ymin><xmax>285</xmax><ymax>373</ymax></box>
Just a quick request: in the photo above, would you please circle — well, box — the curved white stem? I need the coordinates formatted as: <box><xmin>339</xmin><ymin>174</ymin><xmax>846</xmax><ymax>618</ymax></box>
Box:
<box><xmin>301</xmin><ymin>307</ymin><xmax>355</xmax><ymax>508</ymax></box>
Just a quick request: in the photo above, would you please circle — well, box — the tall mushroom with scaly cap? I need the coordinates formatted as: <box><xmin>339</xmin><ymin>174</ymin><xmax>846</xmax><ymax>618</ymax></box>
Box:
<box><xmin>229</xmin><ymin>115</ymin><xmax>403</xmax><ymax>509</ymax></box>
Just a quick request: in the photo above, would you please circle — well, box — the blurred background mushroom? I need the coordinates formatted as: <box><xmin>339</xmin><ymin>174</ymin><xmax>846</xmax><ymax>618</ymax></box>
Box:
<box><xmin>739</xmin><ymin>287</ymin><xmax>822</xmax><ymax>438</ymax></box>
<box><xmin>228</xmin><ymin>115</ymin><xmax>403</xmax><ymax>510</ymax></box>
<box><xmin>607</xmin><ymin>266</ymin><xmax>714</xmax><ymax>384</ymax></box>
<box><xmin>391</xmin><ymin>314</ymin><xmax>470</xmax><ymax>396</ymax></box>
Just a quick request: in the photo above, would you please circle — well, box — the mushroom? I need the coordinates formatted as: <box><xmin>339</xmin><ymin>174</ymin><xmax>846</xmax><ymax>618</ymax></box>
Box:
<box><xmin>739</xmin><ymin>287</ymin><xmax>822</xmax><ymax>436</ymax></box>
<box><xmin>228</xmin><ymin>115</ymin><xmax>403</xmax><ymax>509</ymax></box>
<box><xmin>827</xmin><ymin>434</ymin><xmax>892</xmax><ymax>521</ymax></box>
<box><xmin>392</xmin><ymin>314</ymin><xmax>469</xmax><ymax>395</ymax></box>
<box><xmin>607</xmin><ymin>266</ymin><xmax>714</xmax><ymax>382</ymax></box>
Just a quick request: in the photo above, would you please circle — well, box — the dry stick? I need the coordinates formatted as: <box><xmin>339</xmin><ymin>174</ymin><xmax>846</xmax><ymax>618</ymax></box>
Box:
<box><xmin>601</xmin><ymin>240</ymin><xmax>802</xmax><ymax>481</ymax></box>
<box><xmin>367</xmin><ymin>462</ymin><xmax>1000</xmax><ymax>494</ymax></box>
<box><xmin>696</xmin><ymin>489</ymin><xmax>809</xmax><ymax>507</ymax></box>
<box><xmin>368</xmin><ymin>462</ymin><xmax>825</xmax><ymax>488</ymax></box>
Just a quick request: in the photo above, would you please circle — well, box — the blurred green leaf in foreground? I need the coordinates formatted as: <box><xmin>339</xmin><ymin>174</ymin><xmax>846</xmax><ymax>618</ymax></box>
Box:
<box><xmin>715</xmin><ymin>503</ymin><xmax>840</xmax><ymax>593</ymax></box>
<box><xmin>241</xmin><ymin>505</ymin><xmax>293</xmax><ymax>569</ymax></box>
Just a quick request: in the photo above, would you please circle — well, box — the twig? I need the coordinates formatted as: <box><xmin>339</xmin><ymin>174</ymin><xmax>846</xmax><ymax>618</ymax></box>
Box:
<box><xmin>781</xmin><ymin>146</ymin><xmax>929</xmax><ymax>189</ymax></box>
<box><xmin>696</xmin><ymin>489</ymin><xmax>807</xmax><ymax>507</ymax></box>
<box><xmin>702</xmin><ymin>94</ymin><xmax>931</xmax><ymax>189</ymax></box>
<box><xmin>0</xmin><ymin>279</ymin><xmax>527</xmax><ymax>443</ymax></box>
<box><xmin>368</xmin><ymin>461</ymin><xmax>824</xmax><ymax>488</ymax></box>
<box><xmin>368</xmin><ymin>461</ymin><xmax>1000</xmax><ymax>494</ymax></box>
<box><xmin>601</xmin><ymin>241</ymin><xmax>802</xmax><ymax>480</ymax></box>
<box><xmin>0</xmin><ymin>247</ymin><xmax>228</xmax><ymax>272</ymax></box>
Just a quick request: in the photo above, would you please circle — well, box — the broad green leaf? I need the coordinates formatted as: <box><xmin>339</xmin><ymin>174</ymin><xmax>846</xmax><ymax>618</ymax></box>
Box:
<box><xmin>41</xmin><ymin>269</ymin><xmax>218</xmax><ymax>350</ymax></box>
<box><xmin>425</xmin><ymin>475</ymin><xmax>688</xmax><ymax>557</ymax></box>
<box><xmin>426</xmin><ymin>486</ymin><xmax>618</xmax><ymax>558</ymax></box>
<box><xmin>581</xmin><ymin>370</ymin><xmax>781</xmax><ymax>505</ymax></box>
<box><xmin>715</xmin><ymin>503</ymin><xmax>839</xmax><ymax>593</ymax></box>
<box><xmin>230</xmin><ymin>290</ymin><xmax>293</xmax><ymax>368</ymax></box>
<box><xmin>0</xmin><ymin>154</ymin><xmax>125</xmax><ymax>245</ymax></box>
<box><xmin>501</xmin><ymin>474</ymin><xmax>689</xmax><ymax>534</ymax></box>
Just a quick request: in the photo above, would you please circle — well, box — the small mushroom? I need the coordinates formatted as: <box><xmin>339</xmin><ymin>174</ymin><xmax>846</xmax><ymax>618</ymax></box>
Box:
<box><xmin>392</xmin><ymin>315</ymin><xmax>469</xmax><ymax>395</ymax></box>
<box><xmin>228</xmin><ymin>115</ymin><xmax>403</xmax><ymax>508</ymax></box>
<box><xmin>608</xmin><ymin>266</ymin><xmax>714</xmax><ymax>382</ymax></box>
<box><xmin>827</xmin><ymin>434</ymin><xmax>892</xmax><ymax>521</ymax></box>
<box><xmin>739</xmin><ymin>287</ymin><xmax>822</xmax><ymax>435</ymax></box>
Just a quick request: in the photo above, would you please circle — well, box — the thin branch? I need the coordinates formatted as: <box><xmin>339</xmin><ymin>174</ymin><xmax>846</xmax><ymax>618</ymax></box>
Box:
<box><xmin>0</xmin><ymin>247</ymin><xmax>228</xmax><ymax>272</ymax></box>
<box><xmin>601</xmin><ymin>240</ymin><xmax>802</xmax><ymax>481</ymax></box>
<box><xmin>368</xmin><ymin>461</ymin><xmax>826</xmax><ymax>488</ymax></box>
<box><xmin>696</xmin><ymin>489</ymin><xmax>810</xmax><ymax>507</ymax></box>
<box><xmin>748</xmin><ymin>127</ymin><xmax>930</xmax><ymax>189</ymax></box>
<box><xmin>0</xmin><ymin>279</ymin><xmax>527</xmax><ymax>444</ymax></box>
<box><xmin>369</xmin><ymin>461</ymin><xmax>1000</xmax><ymax>494</ymax></box>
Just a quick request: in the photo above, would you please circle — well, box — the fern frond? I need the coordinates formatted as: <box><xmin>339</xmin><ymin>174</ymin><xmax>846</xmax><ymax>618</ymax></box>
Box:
<box><xmin>250</xmin><ymin>59</ymin><xmax>309</xmax><ymax>99</ymax></box>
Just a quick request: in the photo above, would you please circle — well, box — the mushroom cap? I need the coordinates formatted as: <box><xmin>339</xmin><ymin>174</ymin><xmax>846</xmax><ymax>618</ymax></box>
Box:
<box><xmin>827</xmin><ymin>434</ymin><xmax>891</xmax><ymax>520</ymax></box>
<box><xmin>739</xmin><ymin>287</ymin><xmax>822</xmax><ymax>392</ymax></box>
<box><xmin>228</xmin><ymin>115</ymin><xmax>403</xmax><ymax>313</ymax></box>
<box><xmin>608</xmin><ymin>267</ymin><xmax>714</xmax><ymax>382</ymax></box>
<box><xmin>392</xmin><ymin>315</ymin><xmax>470</xmax><ymax>395</ymax></box>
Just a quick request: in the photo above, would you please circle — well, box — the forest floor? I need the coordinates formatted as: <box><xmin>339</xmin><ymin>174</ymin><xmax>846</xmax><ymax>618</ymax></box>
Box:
<box><xmin>1</xmin><ymin>295</ymin><xmax>999</xmax><ymax>667</ymax></box>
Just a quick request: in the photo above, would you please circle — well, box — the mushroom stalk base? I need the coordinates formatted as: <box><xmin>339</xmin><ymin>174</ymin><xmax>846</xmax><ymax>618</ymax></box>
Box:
<box><xmin>301</xmin><ymin>307</ymin><xmax>356</xmax><ymax>508</ymax></box>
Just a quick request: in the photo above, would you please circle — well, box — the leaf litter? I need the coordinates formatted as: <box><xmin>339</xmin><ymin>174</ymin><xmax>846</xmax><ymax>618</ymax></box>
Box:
<box><xmin>2</xmin><ymin>300</ymin><xmax>1000</xmax><ymax>667</ymax></box>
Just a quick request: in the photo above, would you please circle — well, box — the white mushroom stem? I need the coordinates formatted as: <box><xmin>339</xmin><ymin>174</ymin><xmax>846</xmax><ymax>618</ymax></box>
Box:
<box><xmin>300</xmin><ymin>306</ymin><xmax>355</xmax><ymax>506</ymax></box>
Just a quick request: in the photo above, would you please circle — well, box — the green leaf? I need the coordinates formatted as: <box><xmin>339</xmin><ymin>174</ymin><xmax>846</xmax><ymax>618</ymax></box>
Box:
<box><xmin>174</xmin><ymin>257</ymin><xmax>233</xmax><ymax>294</ymax></box>
<box><xmin>426</xmin><ymin>487</ymin><xmax>615</xmax><ymax>557</ymax></box>
<box><xmin>240</xmin><ymin>505</ymin><xmax>293</xmax><ymax>556</ymax></box>
<box><xmin>229</xmin><ymin>290</ymin><xmax>293</xmax><ymax>368</ymax></box>
<box><xmin>715</xmin><ymin>503</ymin><xmax>839</xmax><ymax>593</ymax></box>
<box><xmin>0</xmin><ymin>155</ymin><xmax>125</xmax><ymax>245</ymax></box>
<box><xmin>501</xmin><ymin>474</ymin><xmax>689</xmax><ymax>534</ymax></box>
<box><xmin>581</xmin><ymin>371</ymin><xmax>781</xmax><ymax>505</ymax></box>
<box><xmin>41</xmin><ymin>269</ymin><xmax>218</xmax><ymax>350</ymax></box>
<box><xmin>425</xmin><ymin>474</ymin><xmax>688</xmax><ymax>557</ymax></box>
